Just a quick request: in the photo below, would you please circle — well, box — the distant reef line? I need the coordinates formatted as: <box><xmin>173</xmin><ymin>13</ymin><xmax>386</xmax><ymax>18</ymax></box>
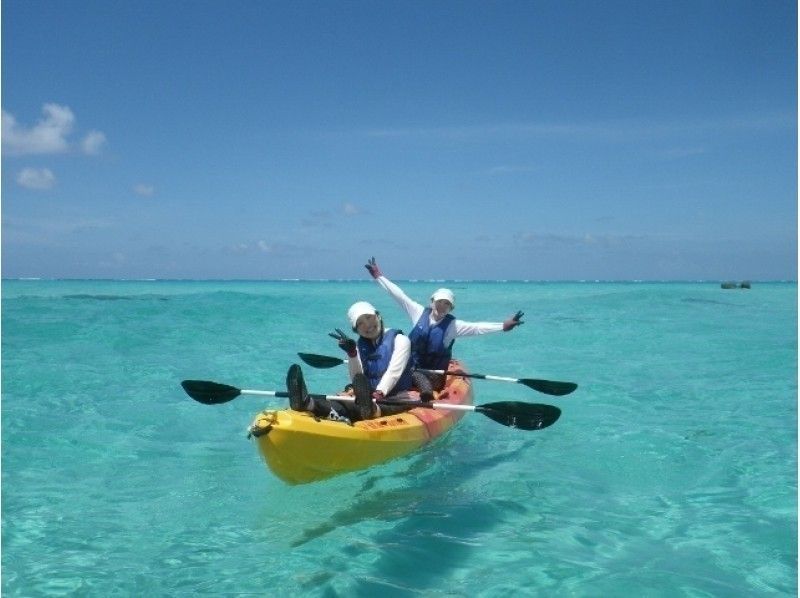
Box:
<box><xmin>3</xmin><ymin>278</ymin><xmax>795</xmax><ymax>284</ymax></box>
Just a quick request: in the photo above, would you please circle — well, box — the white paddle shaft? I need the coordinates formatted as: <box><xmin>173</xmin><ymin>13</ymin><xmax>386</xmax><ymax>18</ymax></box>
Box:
<box><xmin>240</xmin><ymin>389</ymin><xmax>474</xmax><ymax>412</ymax></box>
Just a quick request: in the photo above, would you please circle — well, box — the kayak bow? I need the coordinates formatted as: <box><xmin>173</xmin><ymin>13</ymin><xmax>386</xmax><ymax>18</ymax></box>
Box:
<box><xmin>248</xmin><ymin>360</ymin><xmax>474</xmax><ymax>484</ymax></box>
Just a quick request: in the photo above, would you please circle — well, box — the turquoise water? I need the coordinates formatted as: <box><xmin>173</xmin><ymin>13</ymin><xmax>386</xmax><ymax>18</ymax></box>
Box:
<box><xmin>2</xmin><ymin>280</ymin><xmax>796</xmax><ymax>596</ymax></box>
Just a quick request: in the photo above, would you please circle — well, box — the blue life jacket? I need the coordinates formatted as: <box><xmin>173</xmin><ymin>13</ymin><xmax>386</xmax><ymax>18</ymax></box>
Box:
<box><xmin>357</xmin><ymin>328</ymin><xmax>413</xmax><ymax>394</ymax></box>
<box><xmin>408</xmin><ymin>308</ymin><xmax>455</xmax><ymax>370</ymax></box>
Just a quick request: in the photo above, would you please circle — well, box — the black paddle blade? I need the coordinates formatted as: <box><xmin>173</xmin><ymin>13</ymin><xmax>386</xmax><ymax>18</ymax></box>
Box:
<box><xmin>519</xmin><ymin>379</ymin><xmax>578</xmax><ymax>396</ymax></box>
<box><xmin>476</xmin><ymin>401</ymin><xmax>561</xmax><ymax>430</ymax></box>
<box><xmin>181</xmin><ymin>380</ymin><xmax>242</xmax><ymax>405</ymax></box>
<box><xmin>297</xmin><ymin>352</ymin><xmax>345</xmax><ymax>369</ymax></box>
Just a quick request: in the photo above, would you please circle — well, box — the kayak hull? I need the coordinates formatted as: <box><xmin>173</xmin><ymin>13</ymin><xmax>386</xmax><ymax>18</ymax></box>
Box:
<box><xmin>249</xmin><ymin>360</ymin><xmax>474</xmax><ymax>484</ymax></box>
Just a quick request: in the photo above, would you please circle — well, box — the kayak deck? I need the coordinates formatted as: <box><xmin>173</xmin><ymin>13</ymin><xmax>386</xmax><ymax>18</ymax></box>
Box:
<box><xmin>248</xmin><ymin>360</ymin><xmax>474</xmax><ymax>484</ymax></box>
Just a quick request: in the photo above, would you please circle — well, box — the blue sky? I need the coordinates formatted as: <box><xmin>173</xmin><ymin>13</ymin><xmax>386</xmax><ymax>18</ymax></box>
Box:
<box><xmin>2</xmin><ymin>0</ymin><xmax>796</xmax><ymax>280</ymax></box>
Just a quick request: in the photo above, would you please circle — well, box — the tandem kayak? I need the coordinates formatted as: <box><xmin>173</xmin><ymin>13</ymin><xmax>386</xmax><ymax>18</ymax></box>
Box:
<box><xmin>247</xmin><ymin>359</ymin><xmax>474</xmax><ymax>484</ymax></box>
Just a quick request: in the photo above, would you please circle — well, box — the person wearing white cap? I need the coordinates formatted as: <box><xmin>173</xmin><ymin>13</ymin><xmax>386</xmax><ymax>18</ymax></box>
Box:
<box><xmin>287</xmin><ymin>300</ymin><xmax>415</xmax><ymax>422</ymax></box>
<box><xmin>365</xmin><ymin>257</ymin><xmax>524</xmax><ymax>389</ymax></box>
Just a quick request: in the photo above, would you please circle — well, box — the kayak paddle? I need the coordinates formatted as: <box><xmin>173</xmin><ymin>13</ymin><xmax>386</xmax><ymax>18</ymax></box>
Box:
<box><xmin>296</xmin><ymin>352</ymin><xmax>577</xmax><ymax>397</ymax></box>
<box><xmin>297</xmin><ymin>353</ymin><xmax>345</xmax><ymax>369</ymax></box>
<box><xmin>181</xmin><ymin>379</ymin><xmax>350</xmax><ymax>405</ymax></box>
<box><xmin>379</xmin><ymin>398</ymin><xmax>561</xmax><ymax>430</ymax></box>
<box><xmin>180</xmin><ymin>380</ymin><xmax>560</xmax><ymax>430</ymax></box>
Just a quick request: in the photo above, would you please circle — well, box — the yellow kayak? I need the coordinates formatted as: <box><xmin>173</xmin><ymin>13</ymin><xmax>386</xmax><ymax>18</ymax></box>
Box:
<box><xmin>248</xmin><ymin>360</ymin><xmax>474</xmax><ymax>484</ymax></box>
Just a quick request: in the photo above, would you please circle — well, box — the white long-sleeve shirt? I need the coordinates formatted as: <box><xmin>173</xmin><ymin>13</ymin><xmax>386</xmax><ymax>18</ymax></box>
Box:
<box><xmin>347</xmin><ymin>330</ymin><xmax>411</xmax><ymax>396</ymax></box>
<box><xmin>373</xmin><ymin>276</ymin><xmax>504</xmax><ymax>349</ymax></box>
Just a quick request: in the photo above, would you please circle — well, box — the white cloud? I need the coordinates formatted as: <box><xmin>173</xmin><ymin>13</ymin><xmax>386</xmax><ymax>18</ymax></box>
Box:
<box><xmin>17</xmin><ymin>167</ymin><xmax>56</xmax><ymax>190</ymax></box>
<box><xmin>225</xmin><ymin>240</ymin><xmax>275</xmax><ymax>254</ymax></box>
<box><xmin>81</xmin><ymin>130</ymin><xmax>106</xmax><ymax>155</ymax></box>
<box><xmin>229</xmin><ymin>243</ymin><xmax>250</xmax><ymax>254</ymax></box>
<box><xmin>300</xmin><ymin>203</ymin><xmax>366</xmax><ymax>226</ymax></box>
<box><xmin>2</xmin><ymin>103</ymin><xmax>106</xmax><ymax>156</ymax></box>
<box><xmin>3</xmin><ymin>104</ymin><xmax>74</xmax><ymax>155</ymax></box>
<box><xmin>515</xmin><ymin>231</ymin><xmax>647</xmax><ymax>249</ymax></box>
<box><xmin>133</xmin><ymin>183</ymin><xmax>155</xmax><ymax>197</ymax></box>
<box><xmin>362</xmin><ymin>112</ymin><xmax>793</xmax><ymax>143</ymax></box>
<box><xmin>343</xmin><ymin>202</ymin><xmax>361</xmax><ymax>215</ymax></box>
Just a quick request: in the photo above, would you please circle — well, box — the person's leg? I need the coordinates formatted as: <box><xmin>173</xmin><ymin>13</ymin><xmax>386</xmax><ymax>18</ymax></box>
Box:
<box><xmin>429</xmin><ymin>372</ymin><xmax>446</xmax><ymax>392</ymax></box>
<box><xmin>353</xmin><ymin>373</ymin><xmax>376</xmax><ymax>420</ymax></box>
<box><xmin>311</xmin><ymin>399</ymin><xmax>352</xmax><ymax>423</ymax></box>
<box><xmin>286</xmin><ymin>364</ymin><xmax>352</xmax><ymax>423</ymax></box>
<box><xmin>377</xmin><ymin>389</ymin><xmax>424</xmax><ymax>416</ymax></box>
<box><xmin>412</xmin><ymin>370</ymin><xmax>435</xmax><ymax>402</ymax></box>
<box><xmin>286</xmin><ymin>364</ymin><xmax>311</xmax><ymax>411</ymax></box>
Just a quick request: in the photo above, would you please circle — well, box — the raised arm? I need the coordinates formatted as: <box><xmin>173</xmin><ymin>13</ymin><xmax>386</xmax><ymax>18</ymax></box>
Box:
<box><xmin>365</xmin><ymin>257</ymin><xmax>425</xmax><ymax>324</ymax></box>
<box><xmin>329</xmin><ymin>328</ymin><xmax>365</xmax><ymax>380</ymax></box>
<box><xmin>453</xmin><ymin>311</ymin><xmax>525</xmax><ymax>337</ymax></box>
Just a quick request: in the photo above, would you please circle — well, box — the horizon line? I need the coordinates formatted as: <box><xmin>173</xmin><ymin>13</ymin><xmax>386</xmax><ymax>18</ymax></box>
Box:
<box><xmin>2</xmin><ymin>278</ymin><xmax>795</xmax><ymax>284</ymax></box>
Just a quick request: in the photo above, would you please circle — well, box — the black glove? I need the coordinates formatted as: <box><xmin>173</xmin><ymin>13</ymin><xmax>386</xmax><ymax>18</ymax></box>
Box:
<box><xmin>503</xmin><ymin>310</ymin><xmax>524</xmax><ymax>332</ymax></box>
<box><xmin>329</xmin><ymin>328</ymin><xmax>357</xmax><ymax>357</ymax></box>
<box><xmin>364</xmin><ymin>256</ymin><xmax>382</xmax><ymax>279</ymax></box>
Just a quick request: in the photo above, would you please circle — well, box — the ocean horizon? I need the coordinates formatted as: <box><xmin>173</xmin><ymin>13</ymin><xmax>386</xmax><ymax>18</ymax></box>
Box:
<box><xmin>4</xmin><ymin>277</ymin><xmax>796</xmax><ymax>283</ymax></box>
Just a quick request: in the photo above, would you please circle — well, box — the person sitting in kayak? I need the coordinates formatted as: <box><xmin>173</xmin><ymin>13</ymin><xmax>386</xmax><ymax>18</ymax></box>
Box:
<box><xmin>364</xmin><ymin>256</ymin><xmax>524</xmax><ymax>392</ymax></box>
<box><xmin>286</xmin><ymin>301</ymin><xmax>416</xmax><ymax>422</ymax></box>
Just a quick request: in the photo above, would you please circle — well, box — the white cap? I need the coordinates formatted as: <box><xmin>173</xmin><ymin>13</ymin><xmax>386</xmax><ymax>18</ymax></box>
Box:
<box><xmin>347</xmin><ymin>301</ymin><xmax>378</xmax><ymax>327</ymax></box>
<box><xmin>430</xmin><ymin>288</ymin><xmax>455</xmax><ymax>308</ymax></box>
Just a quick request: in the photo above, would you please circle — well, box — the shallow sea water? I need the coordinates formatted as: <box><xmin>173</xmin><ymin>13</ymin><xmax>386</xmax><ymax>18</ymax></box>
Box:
<box><xmin>2</xmin><ymin>280</ymin><xmax>796</xmax><ymax>596</ymax></box>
